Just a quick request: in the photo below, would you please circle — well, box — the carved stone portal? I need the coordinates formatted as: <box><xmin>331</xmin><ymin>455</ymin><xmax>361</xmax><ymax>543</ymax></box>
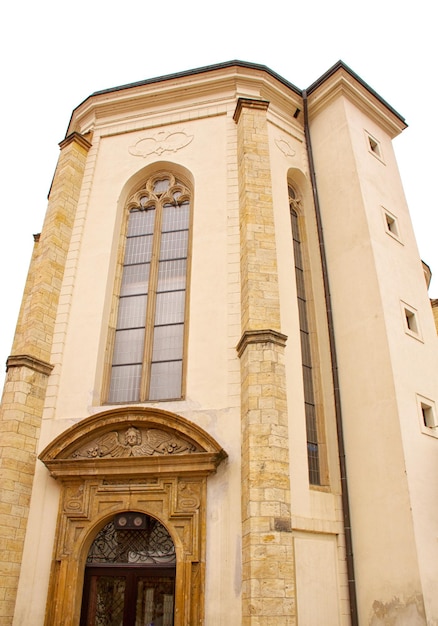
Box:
<box><xmin>39</xmin><ymin>407</ymin><xmax>227</xmax><ymax>626</ymax></box>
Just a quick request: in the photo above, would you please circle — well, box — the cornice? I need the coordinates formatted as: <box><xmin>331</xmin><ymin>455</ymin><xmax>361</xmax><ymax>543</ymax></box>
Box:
<box><xmin>41</xmin><ymin>452</ymin><xmax>226</xmax><ymax>481</ymax></box>
<box><xmin>305</xmin><ymin>66</ymin><xmax>407</xmax><ymax>138</ymax></box>
<box><xmin>66</xmin><ymin>65</ymin><xmax>301</xmax><ymax>137</ymax></box>
<box><xmin>233</xmin><ymin>97</ymin><xmax>270</xmax><ymax>123</ymax></box>
<box><xmin>6</xmin><ymin>354</ymin><xmax>54</xmax><ymax>376</ymax></box>
<box><xmin>236</xmin><ymin>329</ymin><xmax>288</xmax><ymax>357</ymax></box>
<box><xmin>65</xmin><ymin>61</ymin><xmax>406</xmax><ymax>141</ymax></box>
<box><xmin>306</xmin><ymin>60</ymin><xmax>405</xmax><ymax>123</ymax></box>
<box><xmin>58</xmin><ymin>131</ymin><xmax>92</xmax><ymax>152</ymax></box>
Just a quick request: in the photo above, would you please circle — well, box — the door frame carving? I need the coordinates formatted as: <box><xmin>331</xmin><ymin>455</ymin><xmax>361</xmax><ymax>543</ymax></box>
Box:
<box><xmin>39</xmin><ymin>407</ymin><xmax>227</xmax><ymax>626</ymax></box>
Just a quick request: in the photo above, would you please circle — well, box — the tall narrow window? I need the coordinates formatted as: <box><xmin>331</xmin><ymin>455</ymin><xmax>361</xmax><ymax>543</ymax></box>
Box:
<box><xmin>108</xmin><ymin>173</ymin><xmax>190</xmax><ymax>403</ymax></box>
<box><xmin>289</xmin><ymin>185</ymin><xmax>321</xmax><ymax>485</ymax></box>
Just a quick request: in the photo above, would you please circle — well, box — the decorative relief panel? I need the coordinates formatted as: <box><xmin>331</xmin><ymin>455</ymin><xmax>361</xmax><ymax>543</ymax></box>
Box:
<box><xmin>129</xmin><ymin>129</ymin><xmax>194</xmax><ymax>157</ymax></box>
<box><xmin>71</xmin><ymin>426</ymin><xmax>199</xmax><ymax>459</ymax></box>
<box><xmin>177</xmin><ymin>481</ymin><xmax>201</xmax><ymax>511</ymax></box>
<box><xmin>275</xmin><ymin>137</ymin><xmax>296</xmax><ymax>157</ymax></box>
<box><xmin>63</xmin><ymin>481</ymin><xmax>87</xmax><ymax>518</ymax></box>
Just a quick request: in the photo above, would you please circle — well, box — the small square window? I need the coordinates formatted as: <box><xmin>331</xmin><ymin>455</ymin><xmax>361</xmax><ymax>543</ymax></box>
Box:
<box><xmin>382</xmin><ymin>208</ymin><xmax>401</xmax><ymax>242</ymax></box>
<box><xmin>417</xmin><ymin>395</ymin><xmax>438</xmax><ymax>437</ymax></box>
<box><xmin>421</xmin><ymin>404</ymin><xmax>434</xmax><ymax>428</ymax></box>
<box><xmin>405</xmin><ymin>308</ymin><xmax>417</xmax><ymax>333</ymax></box>
<box><xmin>365</xmin><ymin>131</ymin><xmax>384</xmax><ymax>162</ymax></box>
<box><xmin>401</xmin><ymin>301</ymin><xmax>422</xmax><ymax>341</ymax></box>
<box><xmin>369</xmin><ymin>137</ymin><xmax>380</xmax><ymax>154</ymax></box>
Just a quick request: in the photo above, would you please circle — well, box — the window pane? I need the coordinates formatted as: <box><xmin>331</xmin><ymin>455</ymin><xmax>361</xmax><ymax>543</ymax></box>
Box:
<box><xmin>295</xmin><ymin>268</ymin><xmax>305</xmax><ymax>299</ymax></box>
<box><xmin>300</xmin><ymin>330</ymin><xmax>312</xmax><ymax>366</ymax></box>
<box><xmin>305</xmin><ymin>403</ymin><xmax>318</xmax><ymax>442</ymax></box>
<box><xmin>293</xmin><ymin>239</ymin><xmax>303</xmax><ymax>269</ymax></box>
<box><xmin>307</xmin><ymin>442</ymin><xmax>321</xmax><ymax>485</ymax></box>
<box><xmin>124</xmin><ymin>234</ymin><xmax>153</xmax><ymax>265</ymax></box>
<box><xmin>297</xmin><ymin>298</ymin><xmax>309</xmax><ymax>331</ymax></box>
<box><xmin>159</xmin><ymin>230</ymin><xmax>188</xmax><ymax>260</ymax></box>
<box><xmin>112</xmin><ymin>328</ymin><xmax>145</xmax><ymax>365</ymax></box>
<box><xmin>136</xmin><ymin>577</ymin><xmax>174</xmax><ymax>626</ymax></box>
<box><xmin>155</xmin><ymin>291</ymin><xmax>185</xmax><ymax>325</ymax></box>
<box><xmin>154</xmin><ymin>178</ymin><xmax>170</xmax><ymax>194</ymax></box>
<box><xmin>290</xmin><ymin>209</ymin><xmax>299</xmax><ymax>238</ymax></box>
<box><xmin>120</xmin><ymin>263</ymin><xmax>150</xmax><ymax>296</ymax></box>
<box><xmin>152</xmin><ymin>324</ymin><xmax>184</xmax><ymax>362</ymax></box>
<box><xmin>149</xmin><ymin>361</ymin><xmax>182</xmax><ymax>400</ymax></box>
<box><xmin>157</xmin><ymin>260</ymin><xmax>187</xmax><ymax>292</ymax></box>
<box><xmin>302</xmin><ymin>364</ymin><xmax>315</xmax><ymax>404</ymax></box>
<box><xmin>90</xmin><ymin>576</ymin><xmax>126</xmax><ymax>626</ymax></box>
<box><xmin>108</xmin><ymin>364</ymin><xmax>142</xmax><ymax>403</ymax></box>
<box><xmin>116</xmin><ymin>295</ymin><xmax>147</xmax><ymax>329</ymax></box>
<box><xmin>127</xmin><ymin>208</ymin><xmax>155</xmax><ymax>236</ymax></box>
<box><xmin>161</xmin><ymin>201</ymin><xmax>189</xmax><ymax>231</ymax></box>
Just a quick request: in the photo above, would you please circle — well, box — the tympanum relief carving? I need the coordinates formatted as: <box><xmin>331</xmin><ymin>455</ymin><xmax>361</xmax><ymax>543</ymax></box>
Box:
<box><xmin>71</xmin><ymin>426</ymin><xmax>199</xmax><ymax>459</ymax></box>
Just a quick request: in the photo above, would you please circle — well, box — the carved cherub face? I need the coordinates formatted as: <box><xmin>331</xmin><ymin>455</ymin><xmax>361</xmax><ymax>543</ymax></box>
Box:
<box><xmin>125</xmin><ymin>427</ymin><xmax>141</xmax><ymax>447</ymax></box>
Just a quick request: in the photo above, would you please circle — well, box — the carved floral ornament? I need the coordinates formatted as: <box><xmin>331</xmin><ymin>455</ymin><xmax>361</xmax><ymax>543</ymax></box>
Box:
<box><xmin>39</xmin><ymin>408</ymin><xmax>227</xmax><ymax>480</ymax></box>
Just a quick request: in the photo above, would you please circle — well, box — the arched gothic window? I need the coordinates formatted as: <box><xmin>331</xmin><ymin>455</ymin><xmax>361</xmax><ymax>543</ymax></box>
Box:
<box><xmin>108</xmin><ymin>173</ymin><xmax>191</xmax><ymax>403</ymax></box>
<box><xmin>289</xmin><ymin>185</ymin><xmax>321</xmax><ymax>485</ymax></box>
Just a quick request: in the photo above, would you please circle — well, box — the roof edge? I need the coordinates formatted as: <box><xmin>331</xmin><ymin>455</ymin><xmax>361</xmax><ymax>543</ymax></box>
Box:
<box><xmin>90</xmin><ymin>59</ymin><xmax>302</xmax><ymax>99</ymax></box>
<box><xmin>66</xmin><ymin>60</ymin><xmax>406</xmax><ymax>137</ymax></box>
<box><xmin>306</xmin><ymin>60</ymin><xmax>406</xmax><ymax>125</ymax></box>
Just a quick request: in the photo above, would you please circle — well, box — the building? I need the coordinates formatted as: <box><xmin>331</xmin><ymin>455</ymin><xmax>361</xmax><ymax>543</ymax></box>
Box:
<box><xmin>0</xmin><ymin>60</ymin><xmax>437</xmax><ymax>625</ymax></box>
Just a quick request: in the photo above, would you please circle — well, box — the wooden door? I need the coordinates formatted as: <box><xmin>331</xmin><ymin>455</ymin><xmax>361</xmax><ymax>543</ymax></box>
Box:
<box><xmin>80</xmin><ymin>566</ymin><xmax>175</xmax><ymax>626</ymax></box>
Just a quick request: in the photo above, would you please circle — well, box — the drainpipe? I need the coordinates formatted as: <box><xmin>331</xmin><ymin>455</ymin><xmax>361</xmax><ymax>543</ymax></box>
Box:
<box><xmin>302</xmin><ymin>90</ymin><xmax>359</xmax><ymax>626</ymax></box>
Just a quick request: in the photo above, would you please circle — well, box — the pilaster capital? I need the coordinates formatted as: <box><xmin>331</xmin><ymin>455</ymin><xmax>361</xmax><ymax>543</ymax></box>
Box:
<box><xmin>233</xmin><ymin>97</ymin><xmax>270</xmax><ymax>123</ymax></box>
<box><xmin>6</xmin><ymin>354</ymin><xmax>54</xmax><ymax>376</ymax></box>
<box><xmin>236</xmin><ymin>328</ymin><xmax>287</xmax><ymax>357</ymax></box>
<box><xmin>59</xmin><ymin>131</ymin><xmax>92</xmax><ymax>152</ymax></box>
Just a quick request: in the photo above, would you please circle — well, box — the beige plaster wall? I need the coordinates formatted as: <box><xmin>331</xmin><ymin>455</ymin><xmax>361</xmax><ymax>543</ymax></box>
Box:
<box><xmin>309</xmin><ymin>91</ymin><xmax>438</xmax><ymax>623</ymax></box>
<box><xmin>267</xmin><ymin>116</ymin><xmax>350</xmax><ymax>623</ymax></box>
<box><xmin>14</xmin><ymin>106</ymin><xmax>244</xmax><ymax>624</ymax></box>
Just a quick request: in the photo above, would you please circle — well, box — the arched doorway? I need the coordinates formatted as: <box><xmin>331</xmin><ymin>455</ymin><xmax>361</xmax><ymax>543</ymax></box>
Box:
<box><xmin>39</xmin><ymin>408</ymin><xmax>227</xmax><ymax>626</ymax></box>
<box><xmin>80</xmin><ymin>513</ymin><xmax>176</xmax><ymax>625</ymax></box>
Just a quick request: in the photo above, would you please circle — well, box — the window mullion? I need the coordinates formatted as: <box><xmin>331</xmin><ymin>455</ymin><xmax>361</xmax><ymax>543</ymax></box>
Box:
<box><xmin>139</xmin><ymin>202</ymin><xmax>163</xmax><ymax>401</ymax></box>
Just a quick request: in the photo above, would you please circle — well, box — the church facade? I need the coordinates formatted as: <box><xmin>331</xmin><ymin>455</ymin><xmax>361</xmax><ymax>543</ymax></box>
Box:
<box><xmin>0</xmin><ymin>60</ymin><xmax>437</xmax><ymax>625</ymax></box>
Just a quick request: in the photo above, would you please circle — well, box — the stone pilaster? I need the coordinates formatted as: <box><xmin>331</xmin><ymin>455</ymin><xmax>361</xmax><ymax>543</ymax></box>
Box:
<box><xmin>0</xmin><ymin>132</ymin><xmax>91</xmax><ymax>624</ymax></box>
<box><xmin>234</xmin><ymin>99</ymin><xmax>296</xmax><ymax>625</ymax></box>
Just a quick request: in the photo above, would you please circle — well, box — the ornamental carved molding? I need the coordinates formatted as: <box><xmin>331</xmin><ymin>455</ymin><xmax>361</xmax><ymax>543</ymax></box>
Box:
<box><xmin>128</xmin><ymin>129</ymin><xmax>194</xmax><ymax>158</ymax></box>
